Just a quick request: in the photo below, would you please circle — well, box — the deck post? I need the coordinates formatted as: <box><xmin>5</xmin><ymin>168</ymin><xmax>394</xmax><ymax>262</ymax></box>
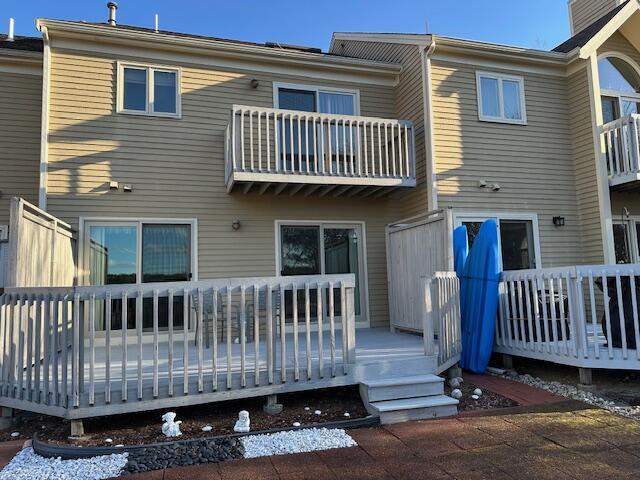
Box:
<box><xmin>578</xmin><ymin>367</ymin><xmax>596</xmax><ymax>391</ymax></box>
<box><xmin>263</xmin><ymin>394</ymin><xmax>283</xmax><ymax>415</ymax></box>
<box><xmin>0</xmin><ymin>407</ymin><xmax>14</xmax><ymax>430</ymax></box>
<box><xmin>447</xmin><ymin>364</ymin><xmax>462</xmax><ymax>380</ymax></box>
<box><xmin>69</xmin><ymin>419</ymin><xmax>84</xmax><ymax>439</ymax></box>
<box><xmin>502</xmin><ymin>354</ymin><xmax>514</xmax><ymax>370</ymax></box>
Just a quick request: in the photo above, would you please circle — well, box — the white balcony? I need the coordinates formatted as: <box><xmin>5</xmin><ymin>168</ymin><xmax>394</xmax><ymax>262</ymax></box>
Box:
<box><xmin>601</xmin><ymin>114</ymin><xmax>640</xmax><ymax>189</ymax></box>
<box><xmin>225</xmin><ymin>105</ymin><xmax>416</xmax><ymax>197</ymax></box>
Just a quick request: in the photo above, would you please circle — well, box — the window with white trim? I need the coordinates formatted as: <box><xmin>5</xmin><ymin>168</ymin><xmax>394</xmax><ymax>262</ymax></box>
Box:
<box><xmin>476</xmin><ymin>72</ymin><xmax>526</xmax><ymax>124</ymax></box>
<box><xmin>117</xmin><ymin>63</ymin><xmax>181</xmax><ymax>117</ymax></box>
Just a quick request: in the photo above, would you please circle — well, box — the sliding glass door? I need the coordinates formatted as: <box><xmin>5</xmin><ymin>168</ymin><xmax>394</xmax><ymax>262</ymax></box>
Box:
<box><xmin>279</xmin><ymin>222</ymin><xmax>365</xmax><ymax>324</ymax></box>
<box><xmin>84</xmin><ymin>220</ymin><xmax>194</xmax><ymax>331</ymax></box>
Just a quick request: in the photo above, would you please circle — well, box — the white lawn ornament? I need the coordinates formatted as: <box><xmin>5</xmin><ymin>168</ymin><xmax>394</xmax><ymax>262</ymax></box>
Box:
<box><xmin>471</xmin><ymin>394</ymin><xmax>480</xmax><ymax>400</ymax></box>
<box><xmin>234</xmin><ymin>410</ymin><xmax>251</xmax><ymax>433</ymax></box>
<box><xmin>292</xmin><ymin>422</ymin><xmax>301</xmax><ymax>427</ymax></box>
<box><xmin>161</xmin><ymin>412</ymin><xmax>182</xmax><ymax>437</ymax></box>
<box><xmin>451</xmin><ymin>388</ymin><xmax>463</xmax><ymax>400</ymax></box>
<box><xmin>473</xmin><ymin>388</ymin><xmax>483</xmax><ymax>397</ymax></box>
<box><xmin>202</xmin><ymin>425</ymin><xmax>213</xmax><ymax>432</ymax></box>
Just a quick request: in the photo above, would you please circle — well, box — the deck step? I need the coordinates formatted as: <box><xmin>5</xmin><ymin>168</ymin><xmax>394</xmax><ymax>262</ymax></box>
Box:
<box><xmin>369</xmin><ymin>395</ymin><xmax>459</xmax><ymax>424</ymax></box>
<box><xmin>362</xmin><ymin>374</ymin><xmax>444</xmax><ymax>402</ymax></box>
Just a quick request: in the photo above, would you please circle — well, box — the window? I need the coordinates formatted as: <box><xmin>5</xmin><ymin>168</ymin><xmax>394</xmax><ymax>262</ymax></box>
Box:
<box><xmin>456</xmin><ymin>214</ymin><xmax>540</xmax><ymax>271</ymax></box>
<box><xmin>476</xmin><ymin>72</ymin><xmax>526</xmax><ymax>124</ymax></box>
<box><xmin>118</xmin><ymin>63</ymin><xmax>181</xmax><ymax>117</ymax></box>
<box><xmin>598</xmin><ymin>55</ymin><xmax>640</xmax><ymax>124</ymax></box>
<box><xmin>83</xmin><ymin>219</ymin><xmax>196</xmax><ymax>331</ymax></box>
<box><xmin>613</xmin><ymin>222</ymin><xmax>631</xmax><ymax>264</ymax></box>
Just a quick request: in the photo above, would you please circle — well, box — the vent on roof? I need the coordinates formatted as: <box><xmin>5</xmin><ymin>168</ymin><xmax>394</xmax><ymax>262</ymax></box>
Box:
<box><xmin>7</xmin><ymin>18</ymin><xmax>14</xmax><ymax>42</ymax></box>
<box><xmin>265</xmin><ymin>42</ymin><xmax>322</xmax><ymax>54</ymax></box>
<box><xmin>107</xmin><ymin>2</ymin><xmax>118</xmax><ymax>26</ymax></box>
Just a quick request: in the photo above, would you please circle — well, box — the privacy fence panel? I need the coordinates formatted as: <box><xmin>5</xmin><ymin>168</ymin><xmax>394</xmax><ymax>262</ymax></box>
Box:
<box><xmin>386</xmin><ymin>209</ymin><xmax>454</xmax><ymax>332</ymax></box>
<box><xmin>5</xmin><ymin>198</ymin><xmax>77</xmax><ymax>288</ymax></box>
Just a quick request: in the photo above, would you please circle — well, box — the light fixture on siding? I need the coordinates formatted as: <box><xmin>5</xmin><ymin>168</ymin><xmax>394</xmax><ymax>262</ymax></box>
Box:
<box><xmin>109</xmin><ymin>181</ymin><xmax>119</xmax><ymax>190</ymax></box>
<box><xmin>123</xmin><ymin>184</ymin><xmax>133</xmax><ymax>192</ymax></box>
<box><xmin>552</xmin><ymin>216</ymin><xmax>565</xmax><ymax>227</ymax></box>
<box><xmin>491</xmin><ymin>183</ymin><xmax>500</xmax><ymax>192</ymax></box>
<box><xmin>478</xmin><ymin>180</ymin><xmax>487</xmax><ymax>188</ymax></box>
<box><xmin>250</xmin><ymin>79</ymin><xmax>259</xmax><ymax>89</ymax></box>
<box><xmin>232</xmin><ymin>219</ymin><xmax>241</xmax><ymax>230</ymax></box>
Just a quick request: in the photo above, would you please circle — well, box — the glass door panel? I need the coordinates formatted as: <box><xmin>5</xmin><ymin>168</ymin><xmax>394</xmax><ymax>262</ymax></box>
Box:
<box><xmin>318</xmin><ymin>92</ymin><xmax>356</xmax><ymax>174</ymax></box>
<box><xmin>278</xmin><ymin>88</ymin><xmax>316</xmax><ymax>172</ymax></box>
<box><xmin>499</xmin><ymin>220</ymin><xmax>535</xmax><ymax>270</ymax></box>
<box><xmin>324</xmin><ymin>227</ymin><xmax>361</xmax><ymax>317</ymax></box>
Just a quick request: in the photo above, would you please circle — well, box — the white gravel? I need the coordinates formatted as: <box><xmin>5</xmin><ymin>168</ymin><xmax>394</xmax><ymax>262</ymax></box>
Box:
<box><xmin>240</xmin><ymin>428</ymin><xmax>357</xmax><ymax>458</ymax></box>
<box><xmin>504</xmin><ymin>372</ymin><xmax>640</xmax><ymax>420</ymax></box>
<box><xmin>0</xmin><ymin>447</ymin><xmax>128</xmax><ymax>480</ymax></box>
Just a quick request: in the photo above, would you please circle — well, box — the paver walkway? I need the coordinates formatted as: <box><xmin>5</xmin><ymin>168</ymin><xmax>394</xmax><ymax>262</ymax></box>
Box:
<box><xmin>0</xmin><ymin>408</ymin><xmax>639</xmax><ymax>479</ymax></box>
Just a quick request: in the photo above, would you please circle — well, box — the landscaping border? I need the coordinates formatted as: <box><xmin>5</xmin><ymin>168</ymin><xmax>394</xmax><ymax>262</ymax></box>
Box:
<box><xmin>32</xmin><ymin>415</ymin><xmax>379</xmax><ymax>460</ymax></box>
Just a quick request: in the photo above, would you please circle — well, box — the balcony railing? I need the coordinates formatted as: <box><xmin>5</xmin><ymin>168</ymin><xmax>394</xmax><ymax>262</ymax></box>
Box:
<box><xmin>225</xmin><ymin>105</ymin><xmax>416</xmax><ymax>196</ymax></box>
<box><xmin>601</xmin><ymin>114</ymin><xmax>640</xmax><ymax>188</ymax></box>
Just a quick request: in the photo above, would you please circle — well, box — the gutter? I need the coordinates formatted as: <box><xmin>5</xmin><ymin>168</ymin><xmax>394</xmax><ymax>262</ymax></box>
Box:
<box><xmin>421</xmin><ymin>40</ymin><xmax>438</xmax><ymax>211</ymax></box>
<box><xmin>37</xmin><ymin>24</ymin><xmax>51</xmax><ymax>210</ymax></box>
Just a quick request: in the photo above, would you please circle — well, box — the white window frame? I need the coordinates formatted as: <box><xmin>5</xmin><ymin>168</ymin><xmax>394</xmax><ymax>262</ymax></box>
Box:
<box><xmin>117</xmin><ymin>61</ymin><xmax>182</xmax><ymax>118</ymax></box>
<box><xmin>272</xmin><ymin>82</ymin><xmax>361</xmax><ymax>115</ymax></box>
<box><xmin>598</xmin><ymin>53</ymin><xmax>640</xmax><ymax>122</ymax></box>
<box><xmin>78</xmin><ymin>217</ymin><xmax>198</xmax><ymax>286</ymax></box>
<box><xmin>453</xmin><ymin>212</ymin><xmax>541</xmax><ymax>270</ymax></box>
<box><xmin>476</xmin><ymin>71</ymin><xmax>527</xmax><ymax>125</ymax></box>
<box><xmin>274</xmin><ymin>219</ymin><xmax>369</xmax><ymax>328</ymax></box>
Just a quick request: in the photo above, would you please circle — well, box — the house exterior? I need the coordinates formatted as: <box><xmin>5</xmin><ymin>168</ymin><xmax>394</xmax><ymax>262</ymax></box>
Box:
<box><xmin>1</xmin><ymin>0</ymin><xmax>640</xmax><ymax>422</ymax></box>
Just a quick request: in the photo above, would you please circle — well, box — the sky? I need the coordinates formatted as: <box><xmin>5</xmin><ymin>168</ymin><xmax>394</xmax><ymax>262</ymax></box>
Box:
<box><xmin>1</xmin><ymin>0</ymin><xmax>572</xmax><ymax>52</ymax></box>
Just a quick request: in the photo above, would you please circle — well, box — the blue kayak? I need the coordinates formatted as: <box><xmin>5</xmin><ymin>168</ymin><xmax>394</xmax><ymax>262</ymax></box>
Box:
<box><xmin>453</xmin><ymin>225</ymin><xmax>469</xmax><ymax>279</ymax></box>
<box><xmin>459</xmin><ymin>220</ymin><xmax>501</xmax><ymax>374</ymax></box>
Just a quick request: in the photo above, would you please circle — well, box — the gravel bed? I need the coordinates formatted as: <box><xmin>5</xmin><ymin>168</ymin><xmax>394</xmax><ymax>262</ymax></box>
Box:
<box><xmin>502</xmin><ymin>373</ymin><xmax>640</xmax><ymax>420</ymax></box>
<box><xmin>123</xmin><ymin>437</ymin><xmax>243</xmax><ymax>475</ymax></box>
<box><xmin>240</xmin><ymin>427</ymin><xmax>356</xmax><ymax>458</ymax></box>
<box><xmin>0</xmin><ymin>447</ymin><xmax>127</xmax><ymax>480</ymax></box>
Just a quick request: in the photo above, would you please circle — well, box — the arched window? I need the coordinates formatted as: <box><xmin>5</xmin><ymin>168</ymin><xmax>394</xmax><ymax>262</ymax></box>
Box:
<box><xmin>598</xmin><ymin>55</ymin><xmax>640</xmax><ymax>123</ymax></box>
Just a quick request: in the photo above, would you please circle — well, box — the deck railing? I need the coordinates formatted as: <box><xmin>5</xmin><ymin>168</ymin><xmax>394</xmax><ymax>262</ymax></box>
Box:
<box><xmin>225</xmin><ymin>105</ymin><xmax>416</xmax><ymax>188</ymax></box>
<box><xmin>496</xmin><ymin>264</ymin><xmax>640</xmax><ymax>369</ymax></box>
<box><xmin>601</xmin><ymin>114</ymin><xmax>640</xmax><ymax>182</ymax></box>
<box><xmin>0</xmin><ymin>274</ymin><xmax>356</xmax><ymax>419</ymax></box>
<box><xmin>424</xmin><ymin>272</ymin><xmax>462</xmax><ymax>373</ymax></box>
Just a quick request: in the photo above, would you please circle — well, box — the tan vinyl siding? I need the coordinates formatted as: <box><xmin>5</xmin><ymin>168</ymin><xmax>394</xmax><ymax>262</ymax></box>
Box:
<box><xmin>0</xmin><ymin>70</ymin><xmax>42</xmax><ymax>224</ymax></box>
<box><xmin>330</xmin><ymin>40</ymin><xmax>428</xmax><ymax>217</ymax></box>
<box><xmin>431</xmin><ymin>59</ymin><xmax>583</xmax><ymax>267</ymax></box>
<box><xmin>570</xmin><ymin>0</ymin><xmax>618</xmax><ymax>34</ymax></box>
<box><xmin>45</xmin><ymin>46</ymin><xmax>401</xmax><ymax>328</ymax></box>
<box><xmin>568</xmin><ymin>66</ymin><xmax>605</xmax><ymax>264</ymax></box>
<box><xmin>598</xmin><ymin>31</ymin><xmax>640</xmax><ymax>64</ymax></box>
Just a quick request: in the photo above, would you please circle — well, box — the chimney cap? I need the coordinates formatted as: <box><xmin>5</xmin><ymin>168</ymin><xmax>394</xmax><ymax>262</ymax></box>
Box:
<box><xmin>107</xmin><ymin>2</ymin><xmax>118</xmax><ymax>8</ymax></box>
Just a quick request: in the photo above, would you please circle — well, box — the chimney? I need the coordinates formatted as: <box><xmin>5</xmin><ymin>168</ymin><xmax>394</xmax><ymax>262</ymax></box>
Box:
<box><xmin>7</xmin><ymin>18</ymin><xmax>14</xmax><ymax>42</ymax></box>
<box><xmin>107</xmin><ymin>2</ymin><xmax>118</xmax><ymax>26</ymax></box>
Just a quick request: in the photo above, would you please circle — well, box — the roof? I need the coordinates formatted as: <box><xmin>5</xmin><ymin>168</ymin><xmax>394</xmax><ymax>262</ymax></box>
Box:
<box><xmin>0</xmin><ymin>34</ymin><xmax>43</xmax><ymax>53</ymax></box>
<box><xmin>83</xmin><ymin>22</ymin><xmax>325</xmax><ymax>55</ymax></box>
<box><xmin>553</xmin><ymin>0</ymin><xmax>630</xmax><ymax>53</ymax></box>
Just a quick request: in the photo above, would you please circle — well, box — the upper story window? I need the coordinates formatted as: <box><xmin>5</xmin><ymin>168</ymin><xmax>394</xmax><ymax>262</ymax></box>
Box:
<box><xmin>476</xmin><ymin>71</ymin><xmax>526</xmax><ymax>125</ymax></box>
<box><xmin>598</xmin><ymin>55</ymin><xmax>640</xmax><ymax>123</ymax></box>
<box><xmin>117</xmin><ymin>63</ymin><xmax>181</xmax><ymax>118</ymax></box>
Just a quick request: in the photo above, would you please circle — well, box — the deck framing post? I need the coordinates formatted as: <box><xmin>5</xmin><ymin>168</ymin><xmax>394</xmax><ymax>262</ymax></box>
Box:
<box><xmin>0</xmin><ymin>407</ymin><xmax>13</xmax><ymax>430</ymax></box>
<box><xmin>69</xmin><ymin>419</ymin><xmax>84</xmax><ymax>439</ymax></box>
<box><xmin>502</xmin><ymin>354</ymin><xmax>514</xmax><ymax>370</ymax></box>
<box><xmin>263</xmin><ymin>394</ymin><xmax>283</xmax><ymax>415</ymax></box>
<box><xmin>578</xmin><ymin>367</ymin><xmax>593</xmax><ymax>386</ymax></box>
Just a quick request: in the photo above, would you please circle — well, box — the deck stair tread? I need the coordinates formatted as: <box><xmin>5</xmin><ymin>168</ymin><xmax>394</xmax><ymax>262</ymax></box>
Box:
<box><xmin>364</xmin><ymin>374</ymin><xmax>443</xmax><ymax>388</ymax></box>
<box><xmin>370</xmin><ymin>395</ymin><xmax>459</xmax><ymax>413</ymax></box>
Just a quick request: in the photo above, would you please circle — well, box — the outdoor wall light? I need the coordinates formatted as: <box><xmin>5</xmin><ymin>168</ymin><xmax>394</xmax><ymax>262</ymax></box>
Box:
<box><xmin>109</xmin><ymin>181</ymin><xmax>119</xmax><ymax>190</ymax></box>
<box><xmin>250</xmin><ymin>78</ymin><xmax>259</xmax><ymax>89</ymax></box>
<box><xmin>232</xmin><ymin>219</ymin><xmax>241</xmax><ymax>230</ymax></box>
<box><xmin>553</xmin><ymin>216</ymin><xmax>565</xmax><ymax>227</ymax></box>
<box><xmin>123</xmin><ymin>184</ymin><xmax>133</xmax><ymax>192</ymax></box>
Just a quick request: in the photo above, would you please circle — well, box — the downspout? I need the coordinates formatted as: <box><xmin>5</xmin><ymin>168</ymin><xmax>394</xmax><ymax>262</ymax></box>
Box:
<box><xmin>38</xmin><ymin>24</ymin><xmax>51</xmax><ymax>210</ymax></box>
<box><xmin>420</xmin><ymin>40</ymin><xmax>438</xmax><ymax>211</ymax></box>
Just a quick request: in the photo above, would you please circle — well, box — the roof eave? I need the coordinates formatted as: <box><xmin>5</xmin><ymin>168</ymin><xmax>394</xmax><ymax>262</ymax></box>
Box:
<box><xmin>37</xmin><ymin>19</ymin><xmax>402</xmax><ymax>76</ymax></box>
<box><xmin>577</xmin><ymin>0</ymin><xmax>639</xmax><ymax>59</ymax></box>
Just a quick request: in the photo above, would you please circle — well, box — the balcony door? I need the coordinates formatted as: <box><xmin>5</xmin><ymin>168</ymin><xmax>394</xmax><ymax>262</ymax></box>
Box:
<box><xmin>277</xmin><ymin>221</ymin><xmax>367</xmax><ymax>326</ymax></box>
<box><xmin>275</xmin><ymin>83</ymin><xmax>358</xmax><ymax>173</ymax></box>
<box><xmin>82</xmin><ymin>220</ymin><xmax>196</xmax><ymax>331</ymax></box>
